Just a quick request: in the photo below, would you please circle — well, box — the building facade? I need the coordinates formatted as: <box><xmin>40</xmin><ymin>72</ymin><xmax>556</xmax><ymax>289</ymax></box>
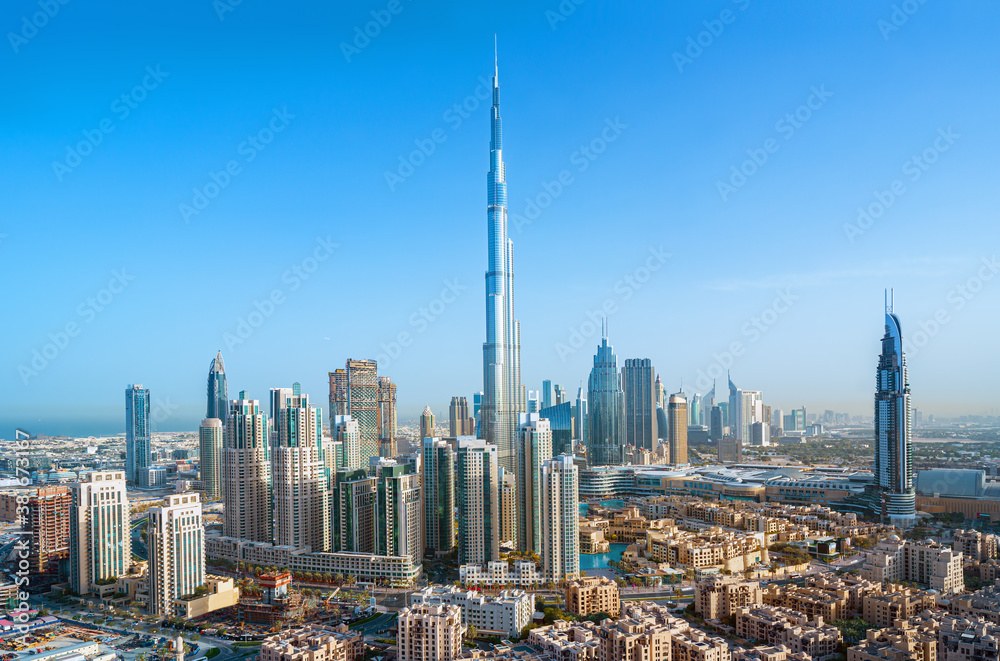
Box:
<box><xmin>199</xmin><ymin>418</ymin><xmax>223</xmax><ymax>501</ymax></box>
<box><xmin>517</xmin><ymin>413</ymin><xmax>552</xmax><ymax>556</ymax></box>
<box><xmin>623</xmin><ymin>358</ymin><xmax>657</xmax><ymax>452</ymax></box>
<box><xmin>669</xmin><ymin>392</ymin><xmax>689</xmax><ymax>465</ymax></box>
<box><xmin>148</xmin><ymin>493</ymin><xmax>205</xmax><ymax>616</ymax></box>
<box><xmin>397</xmin><ymin>603</ymin><xmax>465</xmax><ymax>661</ymax></box>
<box><xmin>69</xmin><ymin>471</ymin><xmax>131</xmax><ymax>595</ymax></box>
<box><xmin>874</xmin><ymin>303</ymin><xmax>916</xmax><ymax>526</ymax></box>
<box><xmin>125</xmin><ymin>384</ymin><xmax>151</xmax><ymax>485</ymax></box>
<box><xmin>541</xmin><ymin>455</ymin><xmax>580</xmax><ymax>582</ymax></box>
<box><xmin>222</xmin><ymin>394</ymin><xmax>272</xmax><ymax>543</ymax></box>
<box><xmin>456</xmin><ymin>439</ymin><xmax>500</xmax><ymax>565</ymax></box>
<box><xmin>587</xmin><ymin>334</ymin><xmax>625</xmax><ymax>467</ymax></box>
<box><xmin>422</xmin><ymin>438</ymin><xmax>455</xmax><ymax>555</ymax></box>
<box><xmin>207</xmin><ymin>351</ymin><xmax>228</xmax><ymax>422</ymax></box>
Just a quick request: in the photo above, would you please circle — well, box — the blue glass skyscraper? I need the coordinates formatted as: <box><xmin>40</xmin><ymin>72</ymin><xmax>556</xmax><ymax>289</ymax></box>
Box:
<box><xmin>125</xmin><ymin>384</ymin><xmax>151</xmax><ymax>484</ymax></box>
<box><xmin>587</xmin><ymin>330</ymin><xmax>624</xmax><ymax>466</ymax></box>
<box><xmin>482</xmin><ymin>47</ymin><xmax>524</xmax><ymax>472</ymax></box>
<box><xmin>875</xmin><ymin>294</ymin><xmax>915</xmax><ymax>526</ymax></box>
<box><xmin>207</xmin><ymin>351</ymin><xmax>228</xmax><ymax>421</ymax></box>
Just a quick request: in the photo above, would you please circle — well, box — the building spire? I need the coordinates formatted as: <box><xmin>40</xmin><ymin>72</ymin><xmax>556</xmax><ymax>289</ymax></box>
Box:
<box><xmin>494</xmin><ymin>34</ymin><xmax>498</xmax><ymax>85</ymax></box>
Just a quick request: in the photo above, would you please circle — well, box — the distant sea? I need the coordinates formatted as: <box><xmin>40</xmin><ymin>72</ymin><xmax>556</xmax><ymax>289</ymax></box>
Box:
<box><xmin>0</xmin><ymin>417</ymin><xmax>202</xmax><ymax>441</ymax></box>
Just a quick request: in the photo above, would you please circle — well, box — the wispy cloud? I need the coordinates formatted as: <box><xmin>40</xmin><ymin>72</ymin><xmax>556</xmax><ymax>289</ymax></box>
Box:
<box><xmin>705</xmin><ymin>257</ymin><xmax>965</xmax><ymax>292</ymax></box>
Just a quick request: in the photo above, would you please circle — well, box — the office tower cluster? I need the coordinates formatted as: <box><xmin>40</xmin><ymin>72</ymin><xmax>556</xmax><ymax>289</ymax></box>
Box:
<box><xmin>328</xmin><ymin>359</ymin><xmax>398</xmax><ymax>464</ymax></box>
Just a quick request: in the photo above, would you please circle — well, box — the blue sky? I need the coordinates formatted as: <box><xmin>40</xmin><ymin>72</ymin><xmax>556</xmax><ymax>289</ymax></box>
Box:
<box><xmin>2</xmin><ymin>0</ymin><xmax>998</xmax><ymax>438</ymax></box>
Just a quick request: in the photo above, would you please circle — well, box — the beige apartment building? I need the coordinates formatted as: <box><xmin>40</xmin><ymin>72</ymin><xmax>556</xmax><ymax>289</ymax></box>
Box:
<box><xmin>953</xmin><ymin>529</ymin><xmax>999</xmax><ymax>563</ymax></box>
<box><xmin>565</xmin><ymin>576</ymin><xmax>621</xmax><ymax>618</ymax></box>
<box><xmin>848</xmin><ymin>618</ymin><xmax>937</xmax><ymax>661</ymax></box>
<box><xmin>695</xmin><ymin>576</ymin><xmax>764</xmax><ymax>620</ymax></box>
<box><xmin>861</xmin><ymin>537</ymin><xmax>963</xmax><ymax>595</ymax></box>
<box><xmin>862</xmin><ymin>587</ymin><xmax>936</xmax><ymax>628</ymax></box>
<box><xmin>733</xmin><ymin>606</ymin><xmax>841</xmax><ymax>661</ymax></box>
<box><xmin>397</xmin><ymin>603</ymin><xmax>465</xmax><ymax>661</ymax></box>
<box><xmin>259</xmin><ymin>624</ymin><xmax>364</xmax><ymax>661</ymax></box>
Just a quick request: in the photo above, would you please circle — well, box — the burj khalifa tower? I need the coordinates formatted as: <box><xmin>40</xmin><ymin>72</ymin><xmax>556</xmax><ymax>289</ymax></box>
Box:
<box><xmin>482</xmin><ymin>46</ymin><xmax>524</xmax><ymax>472</ymax></box>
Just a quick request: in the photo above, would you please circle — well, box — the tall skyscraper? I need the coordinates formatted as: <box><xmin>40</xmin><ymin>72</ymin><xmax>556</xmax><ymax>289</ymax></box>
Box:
<box><xmin>269</xmin><ymin>387</ymin><xmax>293</xmax><ymax>435</ymax></box>
<box><xmin>690</xmin><ymin>393</ymin><xmax>702</xmax><ymax>426</ymax></box>
<box><xmin>333</xmin><ymin>468</ymin><xmax>377</xmax><ymax>553</ymax></box>
<box><xmin>482</xmin><ymin>51</ymin><xmax>524</xmax><ymax>474</ymax></box>
<box><xmin>668</xmin><ymin>392</ymin><xmax>688</xmax><ymax>465</ymax></box>
<box><xmin>516</xmin><ymin>413</ymin><xmax>552</xmax><ymax>556</ymax></box>
<box><xmin>69</xmin><ymin>471</ymin><xmax>131</xmax><ymax>595</ymax></box>
<box><xmin>272</xmin><ymin>389</ymin><xmax>329</xmax><ymax>552</ymax></box>
<box><xmin>541</xmin><ymin>455</ymin><xmax>579</xmax><ymax>582</ymax></box>
<box><xmin>420</xmin><ymin>406</ymin><xmax>436</xmax><ymax>439</ymax></box>
<box><xmin>554</xmin><ymin>384</ymin><xmax>566</xmax><ymax>405</ymax></box>
<box><xmin>24</xmin><ymin>486</ymin><xmax>71</xmax><ymax>576</ymax></box>
<box><xmin>456</xmin><ymin>439</ymin><xmax>500</xmax><ymax>565</ymax></box>
<box><xmin>222</xmin><ymin>393</ymin><xmax>272</xmax><ymax>543</ymax></box>
<box><xmin>574</xmin><ymin>386</ymin><xmax>587</xmax><ymax>450</ymax></box>
<box><xmin>449</xmin><ymin>397</ymin><xmax>475</xmax><ymax>437</ymax></box>
<box><xmin>709</xmin><ymin>405</ymin><xmax>723</xmax><ymax>442</ymax></box>
<box><xmin>125</xmin><ymin>384</ymin><xmax>151</xmax><ymax>485</ymax></box>
<box><xmin>378</xmin><ymin>375</ymin><xmax>398</xmax><ymax>457</ymax></box>
<box><xmin>771</xmin><ymin>408</ymin><xmax>785</xmax><ymax>436</ymax></box>
<box><xmin>499</xmin><ymin>467</ymin><xmax>517</xmax><ymax>545</ymax></box>
<box><xmin>423</xmin><ymin>438</ymin><xmax>455</xmax><ymax>555</ymax></box>
<box><xmin>622</xmin><ymin>358</ymin><xmax>657</xmax><ymax>452</ymax></box>
<box><xmin>875</xmin><ymin>298</ymin><xmax>915</xmax><ymax>526</ymax></box>
<box><xmin>334</xmin><ymin>414</ymin><xmax>362</xmax><ymax>470</ymax></box>
<box><xmin>654</xmin><ymin>375</ymin><xmax>666</xmax><ymax>409</ymax></box>
<box><xmin>148</xmin><ymin>493</ymin><xmax>205</xmax><ymax>616</ymax></box>
<box><xmin>727</xmin><ymin>375</ymin><xmax>740</xmax><ymax>441</ymax></box>
<box><xmin>373</xmin><ymin>459</ymin><xmax>423</xmax><ymax>562</ymax></box>
<box><xmin>539</xmin><ymin>402</ymin><xmax>573</xmax><ymax>456</ymax></box>
<box><xmin>736</xmin><ymin>390</ymin><xmax>765</xmax><ymax>444</ymax></box>
<box><xmin>541</xmin><ymin>380</ymin><xmax>553</xmax><ymax>410</ymax></box>
<box><xmin>199</xmin><ymin>418</ymin><xmax>223</xmax><ymax>501</ymax></box>
<box><xmin>207</xmin><ymin>351</ymin><xmax>228</xmax><ymax>421</ymax></box>
<box><xmin>329</xmin><ymin>359</ymin><xmax>392</xmax><ymax>465</ymax></box>
<box><xmin>473</xmin><ymin>392</ymin><xmax>484</xmax><ymax>438</ymax></box>
<box><xmin>586</xmin><ymin>333</ymin><xmax>624</xmax><ymax>466</ymax></box>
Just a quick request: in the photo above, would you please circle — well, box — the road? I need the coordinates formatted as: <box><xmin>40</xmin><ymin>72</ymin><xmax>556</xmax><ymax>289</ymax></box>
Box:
<box><xmin>350</xmin><ymin>613</ymin><xmax>397</xmax><ymax>636</ymax></box>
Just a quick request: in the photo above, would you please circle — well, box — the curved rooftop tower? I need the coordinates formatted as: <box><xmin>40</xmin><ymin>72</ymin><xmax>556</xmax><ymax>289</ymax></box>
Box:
<box><xmin>875</xmin><ymin>291</ymin><xmax>915</xmax><ymax>526</ymax></box>
<box><xmin>207</xmin><ymin>351</ymin><xmax>228</xmax><ymax>421</ymax></box>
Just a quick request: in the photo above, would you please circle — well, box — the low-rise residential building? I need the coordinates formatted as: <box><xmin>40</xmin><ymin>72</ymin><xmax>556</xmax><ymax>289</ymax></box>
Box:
<box><xmin>951</xmin><ymin>583</ymin><xmax>1000</xmax><ymax>625</ymax></box>
<box><xmin>954</xmin><ymin>529</ymin><xmax>998</xmax><ymax>563</ymax></box>
<box><xmin>397</xmin><ymin>603</ymin><xmax>465</xmax><ymax>661</ymax></box>
<box><xmin>863</xmin><ymin>586</ymin><xmax>937</xmax><ymax>628</ymax></box>
<box><xmin>459</xmin><ymin>560</ymin><xmax>542</xmax><ymax>587</ymax></box>
<box><xmin>762</xmin><ymin>583</ymin><xmax>847</xmax><ymax>622</ymax></box>
<box><xmin>259</xmin><ymin>624</ymin><xmax>364</xmax><ymax>661</ymax></box>
<box><xmin>938</xmin><ymin>616</ymin><xmax>1000</xmax><ymax>661</ymax></box>
<box><xmin>734</xmin><ymin>606</ymin><xmax>841</xmax><ymax>661</ymax></box>
<box><xmin>695</xmin><ymin>576</ymin><xmax>764</xmax><ymax>620</ymax></box>
<box><xmin>174</xmin><ymin>575</ymin><xmax>240</xmax><ymax>619</ymax></box>
<box><xmin>848</xmin><ymin>618</ymin><xmax>937</xmax><ymax>661</ymax></box>
<box><xmin>861</xmin><ymin>536</ymin><xmax>964</xmax><ymax>595</ymax></box>
<box><xmin>206</xmin><ymin>535</ymin><xmax>421</xmax><ymax>584</ymax></box>
<box><xmin>647</xmin><ymin>527</ymin><xmax>767</xmax><ymax>572</ymax></box>
<box><xmin>409</xmin><ymin>585</ymin><xmax>533</xmax><ymax>638</ymax></box>
<box><xmin>565</xmin><ymin>576</ymin><xmax>621</xmax><ymax>619</ymax></box>
<box><xmin>580</xmin><ymin>524</ymin><xmax>610</xmax><ymax>555</ymax></box>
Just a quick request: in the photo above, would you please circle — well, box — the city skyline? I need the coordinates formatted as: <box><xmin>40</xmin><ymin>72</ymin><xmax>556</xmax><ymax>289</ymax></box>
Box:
<box><xmin>5</xmin><ymin>2</ymin><xmax>1000</xmax><ymax>438</ymax></box>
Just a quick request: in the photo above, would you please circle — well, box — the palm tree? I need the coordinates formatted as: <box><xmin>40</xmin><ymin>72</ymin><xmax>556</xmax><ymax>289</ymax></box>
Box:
<box><xmin>334</xmin><ymin>573</ymin><xmax>344</xmax><ymax>585</ymax></box>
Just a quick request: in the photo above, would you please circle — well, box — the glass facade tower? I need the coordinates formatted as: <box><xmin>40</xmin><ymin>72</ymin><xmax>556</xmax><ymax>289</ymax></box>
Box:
<box><xmin>482</xmin><ymin>50</ymin><xmax>524</xmax><ymax>473</ymax></box>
